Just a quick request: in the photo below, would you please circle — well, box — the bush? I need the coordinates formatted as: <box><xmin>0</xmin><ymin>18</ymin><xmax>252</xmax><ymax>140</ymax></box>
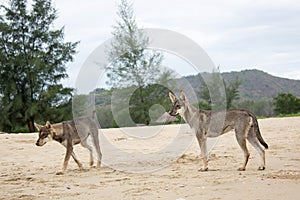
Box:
<box><xmin>273</xmin><ymin>93</ymin><xmax>300</xmax><ymax>115</ymax></box>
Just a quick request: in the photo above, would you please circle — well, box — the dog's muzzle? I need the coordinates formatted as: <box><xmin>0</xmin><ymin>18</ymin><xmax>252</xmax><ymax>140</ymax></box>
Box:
<box><xmin>35</xmin><ymin>139</ymin><xmax>45</xmax><ymax>146</ymax></box>
<box><xmin>35</xmin><ymin>140</ymin><xmax>40</xmax><ymax>146</ymax></box>
<box><xmin>169</xmin><ymin>111</ymin><xmax>178</xmax><ymax>116</ymax></box>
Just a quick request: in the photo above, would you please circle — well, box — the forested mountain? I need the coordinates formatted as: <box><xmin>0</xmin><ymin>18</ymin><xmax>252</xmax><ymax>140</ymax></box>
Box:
<box><xmin>184</xmin><ymin>69</ymin><xmax>300</xmax><ymax>100</ymax></box>
<box><xmin>89</xmin><ymin>69</ymin><xmax>300</xmax><ymax>127</ymax></box>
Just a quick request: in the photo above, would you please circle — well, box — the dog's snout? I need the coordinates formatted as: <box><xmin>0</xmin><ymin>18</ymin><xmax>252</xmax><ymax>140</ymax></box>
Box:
<box><xmin>169</xmin><ymin>108</ymin><xmax>176</xmax><ymax>116</ymax></box>
<box><xmin>36</xmin><ymin>140</ymin><xmax>41</xmax><ymax>146</ymax></box>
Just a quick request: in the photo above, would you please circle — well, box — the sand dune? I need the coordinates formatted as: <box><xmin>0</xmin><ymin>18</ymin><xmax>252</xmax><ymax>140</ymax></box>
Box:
<box><xmin>0</xmin><ymin>117</ymin><xmax>299</xmax><ymax>199</ymax></box>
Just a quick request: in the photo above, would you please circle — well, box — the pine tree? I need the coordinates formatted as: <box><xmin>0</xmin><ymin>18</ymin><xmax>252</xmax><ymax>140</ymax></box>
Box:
<box><xmin>0</xmin><ymin>0</ymin><xmax>78</xmax><ymax>132</ymax></box>
<box><xmin>106</xmin><ymin>0</ymin><xmax>163</xmax><ymax>125</ymax></box>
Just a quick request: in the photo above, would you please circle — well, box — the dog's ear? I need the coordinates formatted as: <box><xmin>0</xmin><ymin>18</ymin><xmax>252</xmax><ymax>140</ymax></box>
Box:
<box><xmin>169</xmin><ymin>91</ymin><xmax>176</xmax><ymax>103</ymax></box>
<box><xmin>179</xmin><ymin>91</ymin><xmax>187</xmax><ymax>101</ymax></box>
<box><xmin>45</xmin><ymin>121</ymin><xmax>52</xmax><ymax>129</ymax></box>
<box><xmin>34</xmin><ymin>123</ymin><xmax>42</xmax><ymax>131</ymax></box>
<box><xmin>180</xmin><ymin>91</ymin><xmax>190</xmax><ymax>103</ymax></box>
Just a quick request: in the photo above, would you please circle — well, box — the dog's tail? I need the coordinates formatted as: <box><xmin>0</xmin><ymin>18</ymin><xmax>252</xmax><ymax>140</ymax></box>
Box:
<box><xmin>249</xmin><ymin>113</ymin><xmax>269</xmax><ymax>149</ymax></box>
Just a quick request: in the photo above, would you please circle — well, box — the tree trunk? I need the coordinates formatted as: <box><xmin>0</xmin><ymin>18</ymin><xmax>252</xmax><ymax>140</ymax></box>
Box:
<box><xmin>27</xmin><ymin>117</ymin><xmax>35</xmax><ymax>133</ymax></box>
<box><xmin>138</xmin><ymin>87</ymin><xmax>149</xmax><ymax>125</ymax></box>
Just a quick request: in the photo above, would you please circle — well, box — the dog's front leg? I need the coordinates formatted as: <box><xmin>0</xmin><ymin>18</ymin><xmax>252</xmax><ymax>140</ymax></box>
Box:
<box><xmin>56</xmin><ymin>143</ymin><xmax>72</xmax><ymax>175</ymax></box>
<box><xmin>196</xmin><ymin>132</ymin><xmax>208</xmax><ymax>171</ymax></box>
<box><xmin>61</xmin><ymin>141</ymin><xmax>73</xmax><ymax>173</ymax></box>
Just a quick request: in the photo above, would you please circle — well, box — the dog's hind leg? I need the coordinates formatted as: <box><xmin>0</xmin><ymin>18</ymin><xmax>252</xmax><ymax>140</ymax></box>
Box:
<box><xmin>235</xmin><ymin>130</ymin><xmax>250</xmax><ymax>171</ymax></box>
<box><xmin>91</xmin><ymin>130</ymin><xmax>102</xmax><ymax>169</ymax></box>
<box><xmin>71</xmin><ymin>151</ymin><xmax>83</xmax><ymax>170</ymax></box>
<box><xmin>247</xmin><ymin>127</ymin><xmax>266</xmax><ymax>170</ymax></box>
<box><xmin>81</xmin><ymin>137</ymin><xmax>95</xmax><ymax>167</ymax></box>
<box><xmin>196</xmin><ymin>131</ymin><xmax>208</xmax><ymax>171</ymax></box>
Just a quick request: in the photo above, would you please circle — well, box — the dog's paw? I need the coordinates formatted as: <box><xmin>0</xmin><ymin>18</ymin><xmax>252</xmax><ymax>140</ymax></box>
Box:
<box><xmin>55</xmin><ymin>171</ymin><xmax>64</xmax><ymax>175</ymax></box>
<box><xmin>238</xmin><ymin>167</ymin><xmax>246</xmax><ymax>171</ymax></box>
<box><xmin>89</xmin><ymin>161</ymin><xmax>94</xmax><ymax>167</ymax></box>
<box><xmin>198</xmin><ymin>167</ymin><xmax>208</xmax><ymax>172</ymax></box>
<box><xmin>78</xmin><ymin>166</ymin><xmax>84</xmax><ymax>171</ymax></box>
<box><xmin>96</xmin><ymin>161</ymin><xmax>101</xmax><ymax>169</ymax></box>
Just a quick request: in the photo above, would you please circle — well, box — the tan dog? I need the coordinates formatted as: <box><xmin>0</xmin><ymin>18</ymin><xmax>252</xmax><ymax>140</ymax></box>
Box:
<box><xmin>169</xmin><ymin>91</ymin><xmax>268</xmax><ymax>171</ymax></box>
<box><xmin>35</xmin><ymin>116</ymin><xmax>102</xmax><ymax>174</ymax></box>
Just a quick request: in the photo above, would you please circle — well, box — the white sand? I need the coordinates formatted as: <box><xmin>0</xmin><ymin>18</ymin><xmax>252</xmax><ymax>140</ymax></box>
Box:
<box><xmin>0</xmin><ymin>117</ymin><xmax>299</xmax><ymax>199</ymax></box>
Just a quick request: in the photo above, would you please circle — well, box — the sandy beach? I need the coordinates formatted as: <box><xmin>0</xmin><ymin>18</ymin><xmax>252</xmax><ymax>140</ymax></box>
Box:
<box><xmin>0</xmin><ymin>116</ymin><xmax>299</xmax><ymax>200</ymax></box>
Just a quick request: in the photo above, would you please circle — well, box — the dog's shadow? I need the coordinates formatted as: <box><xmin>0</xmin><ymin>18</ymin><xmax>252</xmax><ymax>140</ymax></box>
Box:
<box><xmin>54</xmin><ymin>166</ymin><xmax>116</xmax><ymax>176</ymax></box>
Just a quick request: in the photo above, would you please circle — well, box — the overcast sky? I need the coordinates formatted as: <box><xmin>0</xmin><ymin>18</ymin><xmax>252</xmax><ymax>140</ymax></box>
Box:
<box><xmin>2</xmin><ymin>0</ymin><xmax>300</xmax><ymax>87</ymax></box>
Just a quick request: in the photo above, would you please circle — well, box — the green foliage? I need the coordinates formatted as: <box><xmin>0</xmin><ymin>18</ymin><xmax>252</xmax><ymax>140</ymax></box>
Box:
<box><xmin>277</xmin><ymin>113</ymin><xmax>300</xmax><ymax>118</ymax></box>
<box><xmin>197</xmin><ymin>101</ymin><xmax>211</xmax><ymax>110</ymax></box>
<box><xmin>0</xmin><ymin>0</ymin><xmax>78</xmax><ymax>132</ymax></box>
<box><xmin>96</xmin><ymin>105</ymin><xmax>114</xmax><ymax>128</ymax></box>
<box><xmin>234</xmin><ymin>99</ymin><xmax>274</xmax><ymax>117</ymax></box>
<box><xmin>198</xmin><ymin>69</ymin><xmax>241</xmax><ymax>110</ymax></box>
<box><xmin>224</xmin><ymin>76</ymin><xmax>241</xmax><ymax>109</ymax></box>
<box><xmin>105</xmin><ymin>0</ymin><xmax>169</xmax><ymax>125</ymax></box>
<box><xmin>94</xmin><ymin>88</ymin><xmax>112</xmax><ymax>105</ymax></box>
<box><xmin>273</xmin><ymin>93</ymin><xmax>300</xmax><ymax>115</ymax></box>
<box><xmin>91</xmin><ymin>85</ymin><xmax>171</xmax><ymax>128</ymax></box>
<box><xmin>72</xmin><ymin>94</ymin><xmax>94</xmax><ymax>117</ymax></box>
<box><xmin>129</xmin><ymin>84</ymin><xmax>170</xmax><ymax>125</ymax></box>
<box><xmin>84</xmin><ymin>89</ymin><xmax>300</xmax><ymax>129</ymax></box>
<box><xmin>106</xmin><ymin>0</ymin><xmax>163</xmax><ymax>88</ymax></box>
<box><xmin>184</xmin><ymin>70</ymin><xmax>300</xmax><ymax>101</ymax></box>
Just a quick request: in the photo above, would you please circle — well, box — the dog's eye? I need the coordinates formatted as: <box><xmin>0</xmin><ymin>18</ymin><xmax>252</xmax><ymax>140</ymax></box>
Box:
<box><xmin>41</xmin><ymin>133</ymin><xmax>48</xmax><ymax>138</ymax></box>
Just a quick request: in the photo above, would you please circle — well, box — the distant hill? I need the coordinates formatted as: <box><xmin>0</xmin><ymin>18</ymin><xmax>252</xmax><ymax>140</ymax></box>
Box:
<box><xmin>91</xmin><ymin>69</ymin><xmax>300</xmax><ymax>123</ymax></box>
<box><xmin>183</xmin><ymin>69</ymin><xmax>300</xmax><ymax>100</ymax></box>
<box><xmin>93</xmin><ymin>69</ymin><xmax>300</xmax><ymax>105</ymax></box>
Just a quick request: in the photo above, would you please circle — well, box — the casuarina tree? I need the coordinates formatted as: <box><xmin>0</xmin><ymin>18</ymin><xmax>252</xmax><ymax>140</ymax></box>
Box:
<box><xmin>106</xmin><ymin>0</ymin><xmax>164</xmax><ymax>125</ymax></box>
<box><xmin>0</xmin><ymin>0</ymin><xmax>78</xmax><ymax>132</ymax></box>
